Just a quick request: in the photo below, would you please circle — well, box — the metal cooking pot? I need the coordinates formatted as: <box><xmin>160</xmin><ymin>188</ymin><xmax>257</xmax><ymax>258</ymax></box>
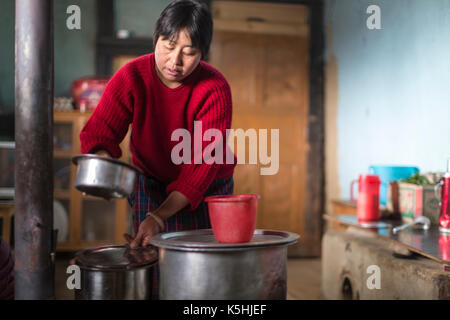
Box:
<box><xmin>72</xmin><ymin>154</ymin><xmax>144</xmax><ymax>199</ymax></box>
<box><xmin>74</xmin><ymin>245</ymin><xmax>158</xmax><ymax>300</ymax></box>
<box><xmin>149</xmin><ymin>229</ymin><xmax>299</xmax><ymax>300</ymax></box>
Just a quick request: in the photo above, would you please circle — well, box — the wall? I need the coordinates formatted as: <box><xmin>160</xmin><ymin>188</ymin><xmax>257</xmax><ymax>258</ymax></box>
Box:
<box><xmin>54</xmin><ymin>0</ymin><xmax>97</xmax><ymax>98</ymax></box>
<box><xmin>0</xmin><ymin>0</ymin><xmax>172</xmax><ymax>115</ymax></box>
<box><xmin>115</xmin><ymin>0</ymin><xmax>172</xmax><ymax>37</ymax></box>
<box><xmin>0</xmin><ymin>0</ymin><xmax>97</xmax><ymax>113</ymax></box>
<box><xmin>0</xmin><ymin>0</ymin><xmax>14</xmax><ymax>112</ymax></box>
<box><xmin>324</xmin><ymin>0</ymin><xmax>450</xmax><ymax>205</ymax></box>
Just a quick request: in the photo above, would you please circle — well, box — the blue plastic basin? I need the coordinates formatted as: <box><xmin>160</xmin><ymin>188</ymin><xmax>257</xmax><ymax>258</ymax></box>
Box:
<box><xmin>368</xmin><ymin>165</ymin><xmax>419</xmax><ymax>205</ymax></box>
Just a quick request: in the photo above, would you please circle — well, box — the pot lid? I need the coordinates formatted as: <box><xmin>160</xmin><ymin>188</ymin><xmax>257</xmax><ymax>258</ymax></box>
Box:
<box><xmin>75</xmin><ymin>245</ymin><xmax>158</xmax><ymax>270</ymax></box>
<box><xmin>149</xmin><ymin>229</ymin><xmax>300</xmax><ymax>252</ymax></box>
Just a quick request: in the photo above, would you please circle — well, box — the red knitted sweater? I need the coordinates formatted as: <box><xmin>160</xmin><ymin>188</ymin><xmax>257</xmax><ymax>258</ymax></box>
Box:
<box><xmin>80</xmin><ymin>53</ymin><xmax>235</xmax><ymax>210</ymax></box>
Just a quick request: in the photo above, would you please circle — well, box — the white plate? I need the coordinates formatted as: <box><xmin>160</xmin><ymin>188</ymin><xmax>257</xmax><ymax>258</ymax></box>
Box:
<box><xmin>54</xmin><ymin>200</ymin><xmax>69</xmax><ymax>242</ymax></box>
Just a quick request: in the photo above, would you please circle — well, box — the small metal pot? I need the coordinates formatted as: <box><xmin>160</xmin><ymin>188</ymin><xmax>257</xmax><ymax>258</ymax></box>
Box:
<box><xmin>74</xmin><ymin>245</ymin><xmax>158</xmax><ymax>300</ymax></box>
<box><xmin>150</xmin><ymin>229</ymin><xmax>299</xmax><ymax>300</ymax></box>
<box><xmin>72</xmin><ymin>154</ymin><xmax>144</xmax><ymax>199</ymax></box>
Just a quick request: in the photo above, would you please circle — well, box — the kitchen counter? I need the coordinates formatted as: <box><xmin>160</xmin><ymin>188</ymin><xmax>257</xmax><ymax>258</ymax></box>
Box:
<box><xmin>324</xmin><ymin>214</ymin><xmax>450</xmax><ymax>264</ymax></box>
<box><xmin>322</xmin><ymin>214</ymin><xmax>450</xmax><ymax>299</ymax></box>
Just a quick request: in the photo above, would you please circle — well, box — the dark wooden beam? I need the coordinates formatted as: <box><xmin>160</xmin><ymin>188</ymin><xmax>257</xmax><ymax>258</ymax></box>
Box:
<box><xmin>303</xmin><ymin>0</ymin><xmax>325</xmax><ymax>256</ymax></box>
<box><xmin>96</xmin><ymin>0</ymin><xmax>114</xmax><ymax>38</ymax></box>
<box><xmin>96</xmin><ymin>0</ymin><xmax>114</xmax><ymax>75</ymax></box>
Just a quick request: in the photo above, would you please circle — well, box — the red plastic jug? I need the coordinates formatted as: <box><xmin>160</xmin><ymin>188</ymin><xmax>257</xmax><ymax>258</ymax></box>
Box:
<box><xmin>351</xmin><ymin>174</ymin><xmax>381</xmax><ymax>222</ymax></box>
<box><xmin>439</xmin><ymin>234</ymin><xmax>450</xmax><ymax>261</ymax></box>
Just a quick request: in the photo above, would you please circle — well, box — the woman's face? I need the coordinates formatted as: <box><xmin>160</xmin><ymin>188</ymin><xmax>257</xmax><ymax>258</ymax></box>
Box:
<box><xmin>154</xmin><ymin>28</ymin><xmax>202</xmax><ymax>89</ymax></box>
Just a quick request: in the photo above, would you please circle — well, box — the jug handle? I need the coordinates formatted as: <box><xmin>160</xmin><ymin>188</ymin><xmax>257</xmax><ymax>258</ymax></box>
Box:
<box><xmin>435</xmin><ymin>179</ymin><xmax>443</xmax><ymax>206</ymax></box>
<box><xmin>350</xmin><ymin>180</ymin><xmax>358</xmax><ymax>203</ymax></box>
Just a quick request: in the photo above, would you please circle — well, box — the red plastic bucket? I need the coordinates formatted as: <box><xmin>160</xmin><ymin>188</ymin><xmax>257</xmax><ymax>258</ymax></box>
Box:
<box><xmin>205</xmin><ymin>194</ymin><xmax>260</xmax><ymax>243</ymax></box>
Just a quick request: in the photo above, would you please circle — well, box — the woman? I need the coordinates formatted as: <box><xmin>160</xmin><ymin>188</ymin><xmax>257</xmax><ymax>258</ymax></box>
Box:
<box><xmin>79</xmin><ymin>0</ymin><xmax>235</xmax><ymax>298</ymax></box>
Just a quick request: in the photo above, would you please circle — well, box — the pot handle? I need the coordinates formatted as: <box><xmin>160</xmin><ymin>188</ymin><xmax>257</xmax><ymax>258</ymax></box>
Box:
<box><xmin>435</xmin><ymin>179</ymin><xmax>443</xmax><ymax>206</ymax></box>
<box><xmin>350</xmin><ymin>180</ymin><xmax>358</xmax><ymax>203</ymax></box>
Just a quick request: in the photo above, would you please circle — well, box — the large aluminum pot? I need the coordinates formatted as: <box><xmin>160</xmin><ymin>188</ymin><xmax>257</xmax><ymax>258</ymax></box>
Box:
<box><xmin>74</xmin><ymin>245</ymin><xmax>158</xmax><ymax>300</ymax></box>
<box><xmin>72</xmin><ymin>154</ymin><xmax>144</xmax><ymax>199</ymax></box>
<box><xmin>149</xmin><ymin>229</ymin><xmax>299</xmax><ymax>300</ymax></box>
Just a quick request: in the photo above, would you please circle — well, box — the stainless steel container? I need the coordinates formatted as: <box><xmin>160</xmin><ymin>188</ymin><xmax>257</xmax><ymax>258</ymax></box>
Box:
<box><xmin>74</xmin><ymin>245</ymin><xmax>158</xmax><ymax>300</ymax></box>
<box><xmin>149</xmin><ymin>229</ymin><xmax>299</xmax><ymax>300</ymax></box>
<box><xmin>72</xmin><ymin>154</ymin><xmax>144</xmax><ymax>199</ymax></box>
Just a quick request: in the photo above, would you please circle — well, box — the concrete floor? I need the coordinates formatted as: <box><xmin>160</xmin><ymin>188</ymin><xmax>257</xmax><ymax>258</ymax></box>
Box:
<box><xmin>54</xmin><ymin>253</ymin><xmax>322</xmax><ymax>300</ymax></box>
<box><xmin>286</xmin><ymin>258</ymin><xmax>322</xmax><ymax>300</ymax></box>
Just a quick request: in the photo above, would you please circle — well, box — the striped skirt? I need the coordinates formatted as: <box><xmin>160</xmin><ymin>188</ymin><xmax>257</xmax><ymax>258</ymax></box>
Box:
<box><xmin>127</xmin><ymin>175</ymin><xmax>234</xmax><ymax>299</ymax></box>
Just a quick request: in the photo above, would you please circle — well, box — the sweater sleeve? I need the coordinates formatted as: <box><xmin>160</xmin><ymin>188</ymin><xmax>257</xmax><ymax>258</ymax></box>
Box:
<box><xmin>166</xmin><ymin>83</ymin><xmax>233</xmax><ymax>210</ymax></box>
<box><xmin>79</xmin><ymin>66</ymin><xmax>134</xmax><ymax>158</ymax></box>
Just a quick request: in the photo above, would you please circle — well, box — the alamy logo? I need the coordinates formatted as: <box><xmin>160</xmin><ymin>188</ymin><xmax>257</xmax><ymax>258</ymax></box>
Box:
<box><xmin>66</xmin><ymin>265</ymin><xmax>81</xmax><ymax>290</ymax></box>
<box><xmin>171</xmin><ymin>121</ymin><xmax>279</xmax><ymax>175</ymax></box>
<box><xmin>366</xmin><ymin>265</ymin><xmax>381</xmax><ymax>289</ymax></box>
<box><xmin>366</xmin><ymin>5</ymin><xmax>381</xmax><ymax>30</ymax></box>
<box><xmin>66</xmin><ymin>5</ymin><xmax>81</xmax><ymax>30</ymax></box>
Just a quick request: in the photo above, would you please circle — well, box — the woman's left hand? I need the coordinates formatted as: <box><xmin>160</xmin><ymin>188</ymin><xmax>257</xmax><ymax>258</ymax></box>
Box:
<box><xmin>124</xmin><ymin>192</ymin><xmax>188</xmax><ymax>248</ymax></box>
<box><xmin>124</xmin><ymin>215</ymin><xmax>161</xmax><ymax>248</ymax></box>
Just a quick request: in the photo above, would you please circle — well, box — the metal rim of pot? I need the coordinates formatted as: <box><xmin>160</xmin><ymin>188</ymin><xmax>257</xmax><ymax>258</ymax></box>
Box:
<box><xmin>149</xmin><ymin>229</ymin><xmax>300</xmax><ymax>252</ymax></box>
<box><xmin>72</xmin><ymin>154</ymin><xmax>145</xmax><ymax>175</ymax></box>
<box><xmin>74</xmin><ymin>244</ymin><xmax>158</xmax><ymax>272</ymax></box>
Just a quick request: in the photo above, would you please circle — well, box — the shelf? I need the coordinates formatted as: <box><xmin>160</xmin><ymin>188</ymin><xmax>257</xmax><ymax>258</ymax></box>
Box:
<box><xmin>97</xmin><ymin>36</ymin><xmax>154</xmax><ymax>55</ymax></box>
<box><xmin>53</xmin><ymin>92</ymin><xmax>131</xmax><ymax>252</ymax></box>
<box><xmin>54</xmin><ymin>110</ymin><xmax>93</xmax><ymax>122</ymax></box>
<box><xmin>54</xmin><ymin>149</ymin><xmax>73</xmax><ymax>158</ymax></box>
<box><xmin>82</xmin><ymin>194</ymin><xmax>113</xmax><ymax>201</ymax></box>
<box><xmin>54</xmin><ymin>189</ymin><xmax>71</xmax><ymax>199</ymax></box>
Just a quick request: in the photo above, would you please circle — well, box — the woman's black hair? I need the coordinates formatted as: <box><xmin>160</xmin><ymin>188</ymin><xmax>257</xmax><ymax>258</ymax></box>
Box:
<box><xmin>153</xmin><ymin>0</ymin><xmax>213</xmax><ymax>60</ymax></box>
